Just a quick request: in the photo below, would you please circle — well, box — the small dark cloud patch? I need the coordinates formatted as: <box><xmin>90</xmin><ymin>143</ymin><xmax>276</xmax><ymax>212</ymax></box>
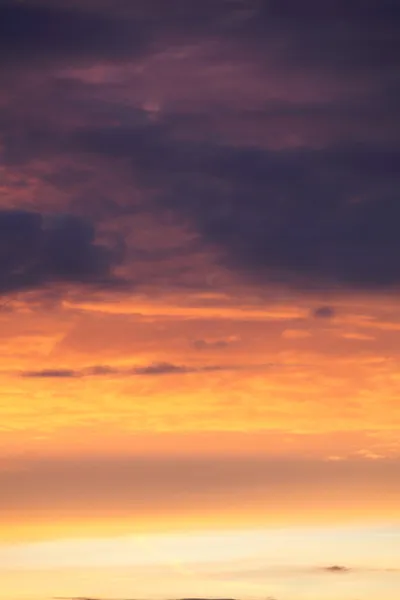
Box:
<box><xmin>313</xmin><ymin>306</ymin><xmax>336</xmax><ymax>320</ymax></box>
<box><xmin>0</xmin><ymin>210</ymin><xmax>123</xmax><ymax>296</ymax></box>
<box><xmin>323</xmin><ymin>565</ymin><xmax>351</xmax><ymax>573</ymax></box>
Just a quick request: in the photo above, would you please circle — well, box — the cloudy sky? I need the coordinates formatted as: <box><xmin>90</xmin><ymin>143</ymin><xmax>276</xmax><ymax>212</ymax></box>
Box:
<box><xmin>1</xmin><ymin>1</ymin><xmax>400</xmax><ymax>599</ymax></box>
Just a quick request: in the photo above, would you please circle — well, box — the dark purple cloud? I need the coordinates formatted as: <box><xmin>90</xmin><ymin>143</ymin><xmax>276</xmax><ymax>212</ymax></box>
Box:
<box><xmin>1</xmin><ymin>0</ymin><xmax>399</xmax><ymax>294</ymax></box>
<box><xmin>0</xmin><ymin>2</ymin><xmax>149</xmax><ymax>70</ymax></box>
<box><xmin>0</xmin><ymin>210</ymin><xmax>123</xmax><ymax>295</ymax></box>
<box><xmin>66</xmin><ymin>125</ymin><xmax>400</xmax><ymax>290</ymax></box>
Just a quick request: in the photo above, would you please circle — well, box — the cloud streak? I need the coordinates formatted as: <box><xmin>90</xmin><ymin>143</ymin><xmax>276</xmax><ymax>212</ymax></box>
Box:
<box><xmin>19</xmin><ymin>362</ymin><xmax>246</xmax><ymax>379</ymax></box>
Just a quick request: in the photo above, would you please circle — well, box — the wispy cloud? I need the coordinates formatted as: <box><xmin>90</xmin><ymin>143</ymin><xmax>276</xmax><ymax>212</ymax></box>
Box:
<box><xmin>19</xmin><ymin>362</ymin><xmax>248</xmax><ymax>379</ymax></box>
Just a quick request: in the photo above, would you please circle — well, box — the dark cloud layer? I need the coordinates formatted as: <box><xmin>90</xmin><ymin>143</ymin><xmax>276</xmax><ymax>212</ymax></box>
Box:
<box><xmin>240</xmin><ymin>0</ymin><xmax>400</xmax><ymax>71</ymax></box>
<box><xmin>0</xmin><ymin>2</ymin><xmax>148</xmax><ymax>70</ymax></box>
<box><xmin>1</xmin><ymin>0</ymin><xmax>400</xmax><ymax>293</ymax></box>
<box><xmin>72</xmin><ymin>125</ymin><xmax>400</xmax><ymax>290</ymax></box>
<box><xmin>0</xmin><ymin>210</ymin><xmax>123</xmax><ymax>295</ymax></box>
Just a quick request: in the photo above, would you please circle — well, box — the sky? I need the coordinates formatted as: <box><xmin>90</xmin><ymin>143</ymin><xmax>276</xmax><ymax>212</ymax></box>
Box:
<box><xmin>0</xmin><ymin>0</ymin><xmax>400</xmax><ymax>599</ymax></box>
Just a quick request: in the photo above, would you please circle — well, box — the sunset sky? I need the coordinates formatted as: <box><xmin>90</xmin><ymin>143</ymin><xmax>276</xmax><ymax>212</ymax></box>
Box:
<box><xmin>1</xmin><ymin>1</ymin><xmax>400</xmax><ymax>599</ymax></box>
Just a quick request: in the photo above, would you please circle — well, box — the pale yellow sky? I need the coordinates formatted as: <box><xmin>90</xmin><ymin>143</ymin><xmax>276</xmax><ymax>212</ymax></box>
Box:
<box><xmin>1</xmin><ymin>525</ymin><xmax>400</xmax><ymax>600</ymax></box>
